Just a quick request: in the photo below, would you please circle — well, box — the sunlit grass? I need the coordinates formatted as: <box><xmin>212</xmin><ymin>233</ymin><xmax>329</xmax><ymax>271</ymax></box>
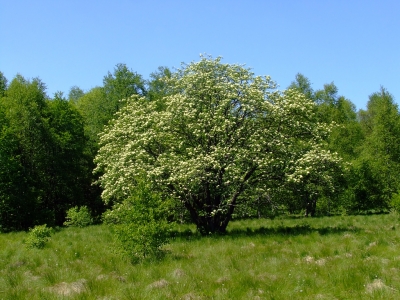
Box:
<box><xmin>1</xmin><ymin>213</ymin><xmax>400</xmax><ymax>299</ymax></box>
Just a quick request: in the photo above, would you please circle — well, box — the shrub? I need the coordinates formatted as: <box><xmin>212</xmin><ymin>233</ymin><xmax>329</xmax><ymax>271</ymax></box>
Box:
<box><xmin>390</xmin><ymin>193</ymin><xmax>400</xmax><ymax>213</ymax></box>
<box><xmin>64</xmin><ymin>206</ymin><xmax>93</xmax><ymax>227</ymax></box>
<box><xmin>103</xmin><ymin>181</ymin><xmax>171</xmax><ymax>263</ymax></box>
<box><xmin>25</xmin><ymin>224</ymin><xmax>53</xmax><ymax>249</ymax></box>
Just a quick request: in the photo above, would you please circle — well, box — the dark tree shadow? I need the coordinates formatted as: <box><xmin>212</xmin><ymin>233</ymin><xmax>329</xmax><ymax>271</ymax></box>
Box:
<box><xmin>169</xmin><ymin>223</ymin><xmax>360</xmax><ymax>240</ymax></box>
<box><xmin>229</xmin><ymin>224</ymin><xmax>360</xmax><ymax>237</ymax></box>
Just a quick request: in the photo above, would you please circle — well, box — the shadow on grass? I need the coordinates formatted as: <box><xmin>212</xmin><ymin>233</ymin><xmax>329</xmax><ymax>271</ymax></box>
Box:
<box><xmin>169</xmin><ymin>224</ymin><xmax>360</xmax><ymax>240</ymax></box>
<box><xmin>229</xmin><ymin>224</ymin><xmax>360</xmax><ymax>237</ymax></box>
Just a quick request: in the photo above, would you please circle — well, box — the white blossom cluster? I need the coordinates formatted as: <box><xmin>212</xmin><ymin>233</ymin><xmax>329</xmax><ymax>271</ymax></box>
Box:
<box><xmin>285</xmin><ymin>147</ymin><xmax>344</xmax><ymax>196</ymax></box>
<box><xmin>94</xmin><ymin>57</ymin><xmax>341</xmax><ymax>219</ymax></box>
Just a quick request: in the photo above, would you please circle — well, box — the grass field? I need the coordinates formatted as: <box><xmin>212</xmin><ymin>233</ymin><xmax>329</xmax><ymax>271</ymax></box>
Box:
<box><xmin>1</xmin><ymin>213</ymin><xmax>400</xmax><ymax>299</ymax></box>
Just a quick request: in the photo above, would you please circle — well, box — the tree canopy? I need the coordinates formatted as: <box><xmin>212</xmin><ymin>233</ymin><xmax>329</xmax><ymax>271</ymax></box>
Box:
<box><xmin>94</xmin><ymin>57</ymin><xmax>342</xmax><ymax>234</ymax></box>
<box><xmin>0</xmin><ymin>75</ymin><xmax>97</xmax><ymax>230</ymax></box>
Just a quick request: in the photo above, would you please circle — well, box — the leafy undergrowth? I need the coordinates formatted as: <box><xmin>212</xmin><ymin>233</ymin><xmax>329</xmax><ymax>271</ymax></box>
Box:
<box><xmin>1</xmin><ymin>214</ymin><xmax>400</xmax><ymax>299</ymax></box>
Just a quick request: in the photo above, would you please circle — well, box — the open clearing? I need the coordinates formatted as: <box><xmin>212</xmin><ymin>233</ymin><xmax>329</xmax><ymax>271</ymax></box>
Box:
<box><xmin>1</xmin><ymin>213</ymin><xmax>400</xmax><ymax>299</ymax></box>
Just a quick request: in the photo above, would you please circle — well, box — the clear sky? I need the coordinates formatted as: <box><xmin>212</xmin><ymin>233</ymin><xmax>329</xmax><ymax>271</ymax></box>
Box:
<box><xmin>1</xmin><ymin>0</ymin><xmax>399</xmax><ymax>110</ymax></box>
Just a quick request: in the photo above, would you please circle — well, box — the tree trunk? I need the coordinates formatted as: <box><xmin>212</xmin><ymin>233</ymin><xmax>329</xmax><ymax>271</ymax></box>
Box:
<box><xmin>305</xmin><ymin>198</ymin><xmax>317</xmax><ymax>217</ymax></box>
<box><xmin>195</xmin><ymin>214</ymin><xmax>228</xmax><ymax>235</ymax></box>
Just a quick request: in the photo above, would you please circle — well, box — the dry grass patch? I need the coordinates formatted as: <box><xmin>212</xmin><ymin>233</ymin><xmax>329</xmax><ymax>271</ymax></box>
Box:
<box><xmin>24</xmin><ymin>271</ymin><xmax>40</xmax><ymax>281</ymax></box>
<box><xmin>172</xmin><ymin>268</ymin><xmax>186</xmax><ymax>278</ymax></box>
<box><xmin>366</xmin><ymin>279</ymin><xmax>387</xmax><ymax>293</ymax></box>
<box><xmin>181</xmin><ymin>292</ymin><xmax>203</xmax><ymax>300</ymax></box>
<box><xmin>148</xmin><ymin>279</ymin><xmax>169</xmax><ymax>289</ymax></box>
<box><xmin>47</xmin><ymin>278</ymin><xmax>87</xmax><ymax>296</ymax></box>
<box><xmin>215</xmin><ymin>276</ymin><xmax>230</xmax><ymax>284</ymax></box>
<box><xmin>96</xmin><ymin>271</ymin><xmax>127</xmax><ymax>282</ymax></box>
<box><xmin>304</xmin><ymin>255</ymin><xmax>314</xmax><ymax>263</ymax></box>
<box><xmin>257</xmin><ymin>273</ymin><xmax>278</xmax><ymax>281</ymax></box>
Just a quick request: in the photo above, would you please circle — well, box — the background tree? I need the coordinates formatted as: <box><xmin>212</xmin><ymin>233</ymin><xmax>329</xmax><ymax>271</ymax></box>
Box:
<box><xmin>0</xmin><ymin>71</ymin><xmax>7</xmax><ymax>97</ymax></box>
<box><xmin>76</xmin><ymin>64</ymin><xmax>146</xmax><ymax>147</ymax></box>
<box><xmin>0</xmin><ymin>105</ymin><xmax>35</xmax><ymax>231</ymax></box>
<box><xmin>348</xmin><ymin>87</ymin><xmax>400</xmax><ymax>212</ymax></box>
<box><xmin>289</xmin><ymin>75</ymin><xmax>361</xmax><ymax>214</ymax></box>
<box><xmin>290</xmin><ymin>75</ymin><xmax>363</xmax><ymax>159</ymax></box>
<box><xmin>72</xmin><ymin>65</ymin><xmax>149</xmax><ymax>218</ymax></box>
<box><xmin>101</xmin><ymin>63</ymin><xmax>146</xmax><ymax>137</ymax></box>
<box><xmin>75</xmin><ymin>87</ymin><xmax>108</xmax><ymax>146</ymax></box>
<box><xmin>147</xmin><ymin>66</ymin><xmax>172</xmax><ymax>102</ymax></box>
<box><xmin>0</xmin><ymin>75</ymin><xmax>97</xmax><ymax>229</ymax></box>
<box><xmin>43</xmin><ymin>92</ymin><xmax>97</xmax><ymax>224</ymax></box>
<box><xmin>288</xmin><ymin>73</ymin><xmax>314</xmax><ymax>101</ymax></box>
<box><xmin>0</xmin><ymin>75</ymin><xmax>51</xmax><ymax>225</ymax></box>
<box><xmin>95</xmin><ymin>57</ymin><xmax>340</xmax><ymax>234</ymax></box>
<box><xmin>285</xmin><ymin>147</ymin><xmax>345</xmax><ymax>216</ymax></box>
<box><xmin>103</xmin><ymin>63</ymin><xmax>146</xmax><ymax>111</ymax></box>
<box><xmin>68</xmin><ymin>86</ymin><xmax>85</xmax><ymax>104</ymax></box>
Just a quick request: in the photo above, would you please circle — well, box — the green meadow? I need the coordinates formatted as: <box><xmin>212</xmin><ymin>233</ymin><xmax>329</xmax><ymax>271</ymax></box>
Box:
<box><xmin>1</xmin><ymin>213</ymin><xmax>400</xmax><ymax>299</ymax></box>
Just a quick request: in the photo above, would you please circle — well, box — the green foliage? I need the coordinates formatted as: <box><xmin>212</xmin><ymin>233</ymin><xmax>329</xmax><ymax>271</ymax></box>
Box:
<box><xmin>288</xmin><ymin>74</ymin><xmax>379</xmax><ymax>215</ymax></box>
<box><xmin>3</xmin><ymin>64</ymin><xmax>400</xmax><ymax>236</ymax></box>
<box><xmin>0</xmin><ymin>107</ymin><xmax>34</xmax><ymax>232</ymax></box>
<box><xmin>103</xmin><ymin>181</ymin><xmax>171</xmax><ymax>262</ymax></box>
<box><xmin>44</xmin><ymin>93</ymin><xmax>95</xmax><ymax>224</ymax></box>
<box><xmin>75</xmin><ymin>86</ymin><xmax>108</xmax><ymax>145</ymax></box>
<box><xmin>346</xmin><ymin>159</ymin><xmax>391</xmax><ymax>213</ymax></box>
<box><xmin>348</xmin><ymin>87</ymin><xmax>400</xmax><ymax>212</ymax></box>
<box><xmin>68</xmin><ymin>85</ymin><xmax>84</xmax><ymax>103</ymax></box>
<box><xmin>390</xmin><ymin>193</ymin><xmax>400</xmax><ymax>213</ymax></box>
<box><xmin>103</xmin><ymin>63</ymin><xmax>146</xmax><ymax>100</ymax></box>
<box><xmin>75</xmin><ymin>64</ymin><xmax>146</xmax><ymax>148</ymax></box>
<box><xmin>0</xmin><ymin>76</ymin><xmax>50</xmax><ymax>229</ymax></box>
<box><xmin>147</xmin><ymin>66</ymin><xmax>172</xmax><ymax>103</ymax></box>
<box><xmin>285</xmin><ymin>147</ymin><xmax>345</xmax><ymax>216</ymax></box>
<box><xmin>64</xmin><ymin>206</ymin><xmax>93</xmax><ymax>227</ymax></box>
<box><xmin>232</xmin><ymin>189</ymin><xmax>281</xmax><ymax>219</ymax></box>
<box><xmin>95</xmin><ymin>56</ymin><xmax>339</xmax><ymax>234</ymax></box>
<box><xmin>0</xmin><ymin>71</ymin><xmax>7</xmax><ymax>97</ymax></box>
<box><xmin>25</xmin><ymin>225</ymin><xmax>53</xmax><ymax>249</ymax></box>
<box><xmin>288</xmin><ymin>73</ymin><xmax>314</xmax><ymax>101</ymax></box>
<box><xmin>0</xmin><ymin>75</ymin><xmax>100</xmax><ymax>230</ymax></box>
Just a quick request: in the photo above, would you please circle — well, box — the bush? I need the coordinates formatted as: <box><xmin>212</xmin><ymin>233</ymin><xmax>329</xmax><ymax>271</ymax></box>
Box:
<box><xmin>64</xmin><ymin>206</ymin><xmax>93</xmax><ymax>227</ymax></box>
<box><xmin>390</xmin><ymin>193</ymin><xmax>400</xmax><ymax>213</ymax></box>
<box><xmin>25</xmin><ymin>224</ymin><xmax>53</xmax><ymax>249</ymax></box>
<box><xmin>103</xmin><ymin>181</ymin><xmax>171</xmax><ymax>263</ymax></box>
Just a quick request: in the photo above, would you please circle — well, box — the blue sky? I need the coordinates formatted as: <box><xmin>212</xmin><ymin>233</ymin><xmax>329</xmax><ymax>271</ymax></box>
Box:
<box><xmin>1</xmin><ymin>0</ymin><xmax>399</xmax><ymax>110</ymax></box>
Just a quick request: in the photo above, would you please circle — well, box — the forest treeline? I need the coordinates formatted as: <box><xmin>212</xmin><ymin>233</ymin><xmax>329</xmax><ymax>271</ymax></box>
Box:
<box><xmin>1</xmin><ymin>61</ymin><xmax>399</xmax><ymax>232</ymax></box>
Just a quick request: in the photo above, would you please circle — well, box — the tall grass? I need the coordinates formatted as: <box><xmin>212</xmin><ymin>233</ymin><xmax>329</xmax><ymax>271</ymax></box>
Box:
<box><xmin>1</xmin><ymin>214</ymin><xmax>400</xmax><ymax>299</ymax></box>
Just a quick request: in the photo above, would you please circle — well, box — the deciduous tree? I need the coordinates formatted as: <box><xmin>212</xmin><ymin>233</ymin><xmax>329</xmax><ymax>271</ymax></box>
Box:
<box><xmin>95</xmin><ymin>57</ymin><xmax>340</xmax><ymax>234</ymax></box>
<box><xmin>350</xmin><ymin>87</ymin><xmax>400</xmax><ymax>211</ymax></box>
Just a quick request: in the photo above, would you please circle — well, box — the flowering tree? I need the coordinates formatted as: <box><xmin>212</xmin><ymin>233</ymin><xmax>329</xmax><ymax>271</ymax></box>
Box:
<box><xmin>95</xmin><ymin>56</ymin><xmax>338</xmax><ymax>234</ymax></box>
<box><xmin>285</xmin><ymin>147</ymin><xmax>345</xmax><ymax>216</ymax></box>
